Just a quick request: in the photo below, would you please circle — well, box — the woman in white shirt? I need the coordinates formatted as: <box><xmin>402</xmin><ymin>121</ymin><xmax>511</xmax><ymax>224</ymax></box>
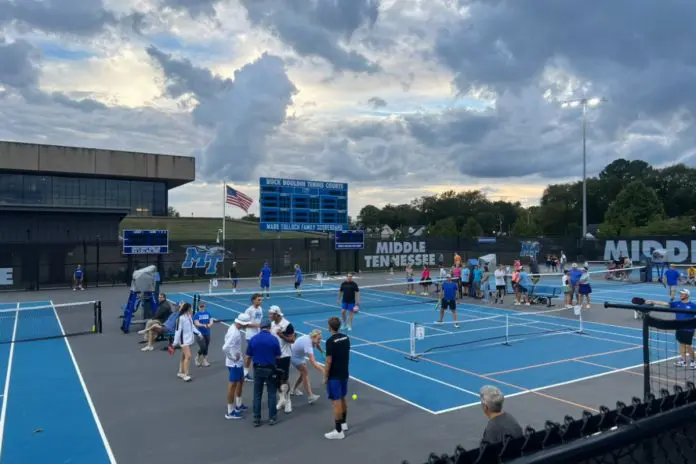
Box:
<box><xmin>289</xmin><ymin>329</ymin><xmax>324</xmax><ymax>403</ymax></box>
<box><xmin>173</xmin><ymin>303</ymin><xmax>201</xmax><ymax>382</ymax></box>
<box><xmin>562</xmin><ymin>270</ymin><xmax>571</xmax><ymax>308</ymax></box>
<box><xmin>494</xmin><ymin>265</ymin><xmax>506</xmax><ymax>304</ymax></box>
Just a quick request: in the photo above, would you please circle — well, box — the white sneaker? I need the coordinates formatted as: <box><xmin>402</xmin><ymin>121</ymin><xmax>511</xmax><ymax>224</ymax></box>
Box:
<box><xmin>137</xmin><ymin>329</ymin><xmax>148</xmax><ymax>335</ymax></box>
<box><xmin>308</xmin><ymin>394</ymin><xmax>320</xmax><ymax>403</ymax></box>
<box><xmin>292</xmin><ymin>389</ymin><xmax>303</xmax><ymax>396</ymax></box>
<box><xmin>141</xmin><ymin>345</ymin><xmax>153</xmax><ymax>352</ymax></box>
<box><xmin>675</xmin><ymin>359</ymin><xmax>686</xmax><ymax>367</ymax></box>
<box><xmin>284</xmin><ymin>399</ymin><xmax>292</xmax><ymax>414</ymax></box>
<box><xmin>201</xmin><ymin>359</ymin><xmax>211</xmax><ymax>367</ymax></box>
<box><xmin>232</xmin><ymin>289</ymin><xmax>237</xmax><ymax>294</ymax></box>
<box><xmin>342</xmin><ymin>423</ymin><xmax>348</xmax><ymax>432</ymax></box>
<box><xmin>182</xmin><ymin>375</ymin><xmax>192</xmax><ymax>382</ymax></box>
<box><xmin>194</xmin><ymin>356</ymin><xmax>201</xmax><ymax>367</ymax></box>
<box><xmin>690</xmin><ymin>362</ymin><xmax>696</xmax><ymax>370</ymax></box>
<box><xmin>177</xmin><ymin>372</ymin><xmax>185</xmax><ymax>379</ymax></box>
<box><xmin>324</xmin><ymin>430</ymin><xmax>345</xmax><ymax>440</ymax></box>
<box><xmin>277</xmin><ymin>395</ymin><xmax>286</xmax><ymax>410</ymax></box>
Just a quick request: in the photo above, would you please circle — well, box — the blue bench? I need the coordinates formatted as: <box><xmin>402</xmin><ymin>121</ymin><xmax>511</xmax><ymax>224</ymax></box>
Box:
<box><xmin>528</xmin><ymin>285</ymin><xmax>561</xmax><ymax>307</ymax></box>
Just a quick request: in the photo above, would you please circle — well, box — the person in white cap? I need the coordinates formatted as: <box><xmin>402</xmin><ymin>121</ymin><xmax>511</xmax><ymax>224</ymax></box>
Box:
<box><xmin>243</xmin><ymin>293</ymin><xmax>264</xmax><ymax>382</ymax></box>
<box><xmin>646</xmin><ymin>289</ymin><xmax>696</xmax><ymax>369</ymax></box>
<box><xmin>269</xmin><ymin>306</ymin><xmax>296</xmax><ymax>413</ymax></box>
<box><xmin>222</xmin><ymin>313</ymin><xmax>251</xmax><ymax>419</ymax></box>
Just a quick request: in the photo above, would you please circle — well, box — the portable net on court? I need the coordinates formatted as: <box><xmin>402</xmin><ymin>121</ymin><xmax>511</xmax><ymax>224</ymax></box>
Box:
<box><xmin>195</xmin><ymin>278</ymin><xmax>448</xmax><ymax>322</ymax></box>
<box><xmin>407</xmin><ymin>307</ymin><xmax>584</xmax><ymax>359</ymax></box>
<box><xmin>519</xmin><ymin>265</ymin><xmax>646</xmax><ymax>288</ymax></box>
<box><xmin>208</xmin><ymin>272</ymin><xmax>323</xmax><ymax>293</ymax></box>
<box><xmin>0</xmin><ymin>300</ymin><xmax>103</xmax><ymax>344</ymax></box>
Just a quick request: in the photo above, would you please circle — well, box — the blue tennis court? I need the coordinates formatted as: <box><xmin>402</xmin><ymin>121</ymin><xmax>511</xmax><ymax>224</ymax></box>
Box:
<box><xmin>174</xmin><ymin>277</ymin><xmax>675</xmax><ymax>415</ymax></box>
<box><xmin>0</xmin><ymin>300</ymin><xmax>113</xmax><ymax>464</ymax></box>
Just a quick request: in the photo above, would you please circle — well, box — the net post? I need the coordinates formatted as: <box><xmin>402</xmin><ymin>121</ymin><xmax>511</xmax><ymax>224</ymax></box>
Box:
<box><xmin>504</xmin><ymin>315</ymin><xmax>510</xmax><ymax>346</ymax></box>
<box><xmin>409</xmin><ymin>322</ymin><xmax>416</xmax><ymax>359</ymax></box>
<box><xmin>97</xmin><ymin>301</ymin><xmax>103</xmax><ymax>334</ymax></box>
<box><xmin>578</xmin><ymin>306</ymin><xmax>584</xmax><ymax>333</ymax></box>
<box><xmin>208</xmin><ymin>279</ymin><xmax>213</xmax><ymax>294</ymax></box>
<box><xmin>642</xmin><ymin>313</ymin><xmax>651</xmax><ymax>402</ymax></box>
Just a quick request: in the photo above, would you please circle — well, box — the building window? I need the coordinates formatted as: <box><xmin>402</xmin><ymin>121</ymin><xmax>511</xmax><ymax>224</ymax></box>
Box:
<box><xmin>23</xmin><ymin>175</ymin><xmax>52</xmax><ymax>205</ymax></box>
<box><xmin>80</xmin><ymin>178</ymin><xmax>106</xmax><ymax>208</ymax></box>
<box><xmin>152</xmin><ymin>182</ymin><xmax>166</xmax><ymax>216</ymax></box>
<box><xmin>106</xmin><ymin>179</ymin><xmax>130</xmax><ymax>208</ymax></box>
<box><xmin>52</xmin><ymin>177</ymin><xmax>81</xmax><ymax>206</ymax></box>
<box><xmin>0</xmin><ymin>174</ymin><xmax>24</xmax><ymax>204</ymax></box>
<box><xmin>130</xmin><ymin>180</ymin><xmax>154</xmax><ymax>215</ymax></box>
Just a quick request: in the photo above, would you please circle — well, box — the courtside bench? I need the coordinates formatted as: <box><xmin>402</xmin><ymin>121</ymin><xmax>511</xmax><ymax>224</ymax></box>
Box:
<box><xmin>528</xmin><ymin>285</ymin><xmax>561</xmax><ymax>307</ymax></box>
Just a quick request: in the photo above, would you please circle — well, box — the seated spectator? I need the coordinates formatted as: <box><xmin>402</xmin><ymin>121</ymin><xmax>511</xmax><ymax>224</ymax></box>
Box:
<box><xmin>479</xmin><ymin>385</ymin><xmax>523</xmax><ymax>444</ymax></box>
<box><xmin>138</xmin><ymin>293</ymin><xmax>174</xmax><ymax>351</ymax></box>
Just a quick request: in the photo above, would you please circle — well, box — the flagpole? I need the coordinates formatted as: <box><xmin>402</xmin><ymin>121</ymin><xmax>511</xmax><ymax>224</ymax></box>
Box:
<box><xmin>222</xmin><ymin>180</ymin><xmax>226</xmax><ymax>276</ymax></box>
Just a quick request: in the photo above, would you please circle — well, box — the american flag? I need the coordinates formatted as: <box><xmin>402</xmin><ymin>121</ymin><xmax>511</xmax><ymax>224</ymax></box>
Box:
<box><xmin>225</xmin><ymin>186</ymin><xmax>253</xmax><ymax>212</ymax></box>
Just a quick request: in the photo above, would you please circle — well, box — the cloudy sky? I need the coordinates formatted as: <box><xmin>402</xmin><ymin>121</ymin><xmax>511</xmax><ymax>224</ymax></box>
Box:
<box><xmin>1</xmin><ymin>0</ymin><xmax>694</xmax><ymax>219</ymax></box>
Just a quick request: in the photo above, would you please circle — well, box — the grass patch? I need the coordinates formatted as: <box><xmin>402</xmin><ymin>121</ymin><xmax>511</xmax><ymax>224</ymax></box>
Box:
<box><xmin>120</xmin><ymin>216</ymin><xmax>326</xmax><ymax>241</ymax></box>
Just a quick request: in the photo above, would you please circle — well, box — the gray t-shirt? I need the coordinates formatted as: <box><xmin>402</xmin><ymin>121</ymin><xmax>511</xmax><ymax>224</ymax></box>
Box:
<box><xmin>482</xmin><ymin>413</ymin><xmax>524</xmax><ymax>444</ymax></box>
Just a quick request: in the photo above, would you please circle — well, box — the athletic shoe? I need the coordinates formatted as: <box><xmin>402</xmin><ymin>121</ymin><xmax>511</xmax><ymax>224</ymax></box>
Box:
<box><xmin>201</xmin><ymin>358</ymin><xmax>211</xmax><ymax>367</ymax></box>
<box><xmin>291</xmin><ymin>389</ymin><xmax>303</xmax><ymax>396</ymax></box>
<box><xmin>137</xmin><ymin>329</ymin><xmax>148</xmax><ymax>335</ymax></box>
<box><xmin>238</xmin><ymin>404</ymin><xmax>248</xmax><ymax>411</ymax></box>
<box><xmin>182</xmin><ymin>375</ymin><xmax>192</xmax><ymax>382</ymax></box>
<box><xmin>268</xmin><ymin>418</ymin><xmax>278</xmax><ymax>426</ymax></box>
<box><xmin>324</xmin><ymin>430</ymin><xmax>345</xmax><ymax>440</ymax></box>
<box><xmin>342</xmin><ymin>423</ymin><xmax>348</xmax><ymax>432</ymax></box>
<box><xmin>253</xmin><ymin>420</ymin><xmax>261</xmax><ymax>427</ymax></box>
<box><xmin>454</xmin><ymin>324</ymin><xmax>460</xmax><ymax>328</ymax></box>
<box><xmin>244</xmin><ymin>374</ymin><xmax>254</xmax><ymax>382</ymax></box>
<box><xmin>225</xmin><ymin>411</ymin><xmax>243</xmax><ymax>420</ymax></box>
<box><xmin>177</xmin><ymin>372</ymin><xmax>185</xmax><ymax>379</ymax></box>
<box><xmin>308</xmin><ymin>394</ymin><xmax>320</xmax><ymax>404</ymax></box>
<box><xmin>675</xmin><ymin>359</ymin><xmax>686</xmax><ymax>367</ymax></box>
<box><xmin>141</xmin><ymin>345</ymin><xmax>154</xmax><ymax>352</ymax></box>
<box><xmin>690</xmin><ymin>362</ymin><xmax>696</xmax><ymax>370</ymax></box>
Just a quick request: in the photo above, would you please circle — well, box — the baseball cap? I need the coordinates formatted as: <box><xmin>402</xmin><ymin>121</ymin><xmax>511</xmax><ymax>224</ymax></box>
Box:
<box><xmin>268</xmin><ymin>305</ymin><xmax>283</xmax><ymax>316</ymax></box>
<box><xmin>680</xmin><ymin>288</ymin><xmax>691</xmax><ymax>297</ymax></box>
<box><xmin>260</xmin><ymin>318</ymin><xmax>272</xmax><ymax>329</ymax></box>
<box><xmin>234</xmin><ymin>313</ymin><xmax>251</xmax><ymax>325</ymax></box>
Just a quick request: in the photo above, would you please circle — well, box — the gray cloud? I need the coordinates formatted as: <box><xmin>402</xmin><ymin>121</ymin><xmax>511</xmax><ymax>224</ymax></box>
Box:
<box><xmin>367</xmin><ymin>96</ymin><xmax>386</xmax><ymax>108</ymax></box>
<box><xmin>160</xmin><ymin>0</ymin><xmax>220</xmax><ymax>17</ymax></box>
<box><xmin>0</xmin><ymin>0</ymin><xmax>118</xmax><ymax>36</ymax></box>
<box><xmin>240</xmin><ymin>0</ymin><xmax>380</xmax><ymax>73</ymax></box>
<box><xmin>0</xmin><ymin>37</ymin><xmax>106</xmax><ymax>112</ymax></box>
<box><xmin>147</xmin><ymin>47</ymin><xmax>297</xmax><ymax>181</ymax></box>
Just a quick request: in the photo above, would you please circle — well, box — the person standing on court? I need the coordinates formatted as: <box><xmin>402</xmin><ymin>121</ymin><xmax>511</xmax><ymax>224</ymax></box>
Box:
<box><xmin>479</xmin><ymin>385</ymin><xmax>523</xmax><ymax>444</ymax></box>
<box><xmin>173</xmin><ymin>303</ymin><xmax>202</xmax><ymax>382</ymax></box>
<box><xmin>324</xmin><ymin>316</ymin><xmax>351</xmax><ymax>440</ymax></box>
<box><xmin>259</xmin><ymin>262</ymin><xmax>272</xmax><ymax>298</ymax></box>
<box><xmin>568</xmin><ymin>263</ymin><xmax>583</xmax><ymax>306</ymax></box>
<box><xmin>222</xmin><ymin>313</ymin><xmax>250</xmax><ymax>420</ymax></box>
<box><xmin>243</xmin><ymin>293</ymin><xmax>264</xmax><ymax>382</ymax></box>
<box><xmin>73</xmin><ymin>264</ymin><xmax>84</xmax><ymax>291</ymax></box>
<box><xmin>294</xmin><ymin>264</ymin><xmax>303</xmax><ymax>296</ymax></box>
<box><xmin>193</xmin><ymin>301</ymin><xmax>213</xmax><ymax>367</ymax></box>
<box><xmin>229</xmin><ymin>261</ymin><xmax>239</xmax><ymax>293</ymax></box>
<box><xmin>436</xmin><ymin>274</ymin><xmax>459</xmax><ymax>328</ymax></box>
<box><xmin>665</xmin><ymin>264</ymin><xmax>681</xmax><ymax>300</ymax></box>
<box><xmin>646</xmin><ymin>289</ymin><xmax>696</xmax><ymax>369</ymax></box>
<box><xmin>269</xmin><ymin>306</ymin><xmax>296</xmax><ymax>414</ymax></box>
<box><xmin>245</xmin><ymin>318</ymin><xmax>281</xmax><ymax>426</ymax></box>
<box><xmin>337</xmin><ymin>273</ymin><xmax>360</xmax><ymax>331</ymax></box>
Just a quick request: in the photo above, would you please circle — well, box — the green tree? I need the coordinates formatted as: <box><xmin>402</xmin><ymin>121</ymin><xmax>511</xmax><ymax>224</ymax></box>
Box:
<box><xmin>511</xmin><ymin>217</ymin><xmax>541</xmax><ymax>237</ymax></box>
<box><xmin>167</xmin><ymin>206</ymin><xmax>180</xmax><ymax>217</ymax></box>
<box><xmin>357</xmin><ymin>205</ymin><xmax>381</xmax><ymax>227</ymax></box>
<box><xmin>428</xmin><ymin>217</ymin><xmax>459</xmax><ymax>237</ymax></box>
<box><xmin>241</xmin><ymin>214</ymin><xmax>259</xmax><ymax>222</ymax></box>
<box><xmin>604</xmin><ymin>181</ymin><xmax>665</xmax><ymax>234</ymax></box>
<box><xmin>461</xmin><ymin>217</ymin><xmax>484</xmax><ymax>237</ymax></box>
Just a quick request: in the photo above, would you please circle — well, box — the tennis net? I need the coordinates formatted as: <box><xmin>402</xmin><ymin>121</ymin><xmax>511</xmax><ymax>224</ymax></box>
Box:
<box><xmin>195</xmin><ymin>278</ymin><xmax>448</xmax><ymax>322</ymax></box>
<box><xmin>408</xmin><ymin>307</ymin><xmax>583</xmax><ymax>359</ymax></box>
<box><xmin>208</xmin><ymin>272</ymin><xmax>324</xmax><ymax>293</ymax></box>
<box><xmin>515</xmin><ymin>265</ymin><xmax>646</xmax><ymax>288</ymax></box>
<box><xmin>0</xmin><ymin>300</ymin><xmax>102</xmax><ymax>344</ymax></box>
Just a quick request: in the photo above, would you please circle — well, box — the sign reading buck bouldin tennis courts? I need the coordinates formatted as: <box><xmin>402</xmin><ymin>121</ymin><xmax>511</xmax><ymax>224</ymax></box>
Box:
<box><xmin>604</xmin><ymin>239</ymin><xmax>696</xmax><ymax>263</ymax></box>
<box><xmin>364</xmin><ymin>241</ymin><xmax>436</xmax><ymax>268</ymax></box>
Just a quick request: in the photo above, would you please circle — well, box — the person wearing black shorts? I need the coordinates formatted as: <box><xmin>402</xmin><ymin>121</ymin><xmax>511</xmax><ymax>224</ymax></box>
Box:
<box><xmin>269</xmin><ymin>306</ymin><xmax>296</xmax><ymax>414</ymax></box>
<box><xmin>436</xmin><ymin>274</ymin><xmax>459</xmax><ymax>328</ymax></box>
<box><xmin>646</xmin><ymin>288</ymin><xmax>696</xmax><ymax>369</ymax></box>
<box><xmin>324</xmin><ymin>316</ymin><xmax>350</xmax><ymax>440</ymax></box>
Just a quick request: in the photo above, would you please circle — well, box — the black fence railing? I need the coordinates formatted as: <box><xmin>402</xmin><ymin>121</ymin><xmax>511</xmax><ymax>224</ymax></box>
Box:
<box><xmin>0</xmin><ymin>236</ymin><xmax>582</xmax><ymax>291</ymax></box>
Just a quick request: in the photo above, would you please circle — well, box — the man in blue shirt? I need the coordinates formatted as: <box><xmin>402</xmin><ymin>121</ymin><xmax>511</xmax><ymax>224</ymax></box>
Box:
<box><xmin>259</xmin><ymin>262</ymin><xmax>272</xmax><ymax>298</ymax></box>
<box><xmin>517</xmin><ymin>267</ymin><xmax>531</xmax><ymax>305</ymax></box>
<box><xmin>664</xmin><ymin>264</ymin><xmax>681</xmax><ymax>301</ymax></box>
<box><xmin>73</xmin><ymin>265</ymin><xmax>84</xmax><ymax>291</ymax></box>
<box><xmin>472</xmin><ymin>266</ymin><xmax>482</xmax><ymax>299</ymax></box>
<box><xmin>245</xmin><ymin>318</ymin><xmax>281</xmax><ymax>426</ymax></box>
<box><xmin>647</xmin><ymin>289</ymin><xmax>696</xmax><ymax>369</ymax></box>
<box><xmin>436</xmin><ymin>275</ymin><xmax>459</xmax><ymax>328</ymax></box>
<box><xmin>294</xmin><ymin>264</ymin><xmax>303</xmax><ymax>296</ymax></box>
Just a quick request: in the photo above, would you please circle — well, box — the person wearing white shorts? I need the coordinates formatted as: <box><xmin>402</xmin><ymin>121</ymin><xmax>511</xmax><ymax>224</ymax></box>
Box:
<box><xmin>290</xmin><ymin>329</ymin><xmax>324</xmax><ymax>403</ymax></box>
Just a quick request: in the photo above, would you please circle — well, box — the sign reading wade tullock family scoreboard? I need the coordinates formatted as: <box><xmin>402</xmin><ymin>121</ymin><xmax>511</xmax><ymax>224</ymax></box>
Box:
<box><xmin>259</xmin><ymin>177</ymin><xmax>348</xmax><ymax>232</ymax></box>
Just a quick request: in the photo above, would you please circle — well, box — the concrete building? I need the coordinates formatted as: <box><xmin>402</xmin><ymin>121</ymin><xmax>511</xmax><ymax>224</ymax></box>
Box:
<box><xmin>0</xmin><ymin>140</ymin><xmax>195</xmax><ymax>288</ymax></box>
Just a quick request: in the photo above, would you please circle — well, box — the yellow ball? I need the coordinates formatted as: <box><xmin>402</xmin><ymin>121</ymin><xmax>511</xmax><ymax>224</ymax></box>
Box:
<box><xmin>352</xmin><ymin>394</ymin><xmax>358</xmax><ymax>400</ymax></box>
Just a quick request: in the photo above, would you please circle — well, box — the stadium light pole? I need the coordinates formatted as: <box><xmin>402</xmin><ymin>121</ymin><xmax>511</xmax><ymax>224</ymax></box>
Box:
<box><xmin>560</xmin><ymin>96</ymin><xmax>606</xmax><ymax>238</ymax></box>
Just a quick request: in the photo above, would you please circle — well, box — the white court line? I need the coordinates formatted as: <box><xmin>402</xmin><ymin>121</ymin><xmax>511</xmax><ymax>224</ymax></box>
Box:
<box><xmin>183</xmin><ymin>293</ymin><xmax>443</xmax><ymax>414</ymax></box>
<box><xmin>50</xmin><ymin>300</ymin><xmax>117</xmax><ymax>464</ymax></box>
<box><xmin>0</xmin><ymin>303</ymin><xmax>19</xmax><ymax>458</ymax></box>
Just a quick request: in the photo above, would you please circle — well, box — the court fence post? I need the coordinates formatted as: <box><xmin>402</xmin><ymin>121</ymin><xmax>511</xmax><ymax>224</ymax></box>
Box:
<box><xmin>642</xmin><ymin>314</ymin><xmax>651</xmax><ymax>402</ymax></box>
<box><xmin>504</xmin><ymin>315</ymin><xmax>509</xmax><ymax>345</ymax></box>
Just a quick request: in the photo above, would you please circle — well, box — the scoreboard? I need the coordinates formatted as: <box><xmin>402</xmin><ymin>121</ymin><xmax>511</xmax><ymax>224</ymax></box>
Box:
<box><xmin>259</xmin><ymin>177</ymin><xmax>348</xmax><ymax>232</ymax></box>
<box><xmin>335</xmin><ymin>230</ymin><xmax>365</xmax><ymax>250</ymax></box>
<box><xmin>122</xmin><ymin>229</ymin><xmax>169</xmax><ymax>255</ymax></box>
